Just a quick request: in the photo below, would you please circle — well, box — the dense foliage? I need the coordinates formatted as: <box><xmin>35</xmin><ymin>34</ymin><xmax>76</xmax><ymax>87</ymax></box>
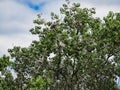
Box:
<box><xmin>0</xmin><ymin>1</ymin><xmax>120</xmax><ymax>90</ymax></box>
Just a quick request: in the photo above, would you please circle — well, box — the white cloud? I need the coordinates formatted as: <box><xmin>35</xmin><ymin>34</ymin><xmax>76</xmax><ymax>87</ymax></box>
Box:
<box><xmin>0</xmin><ymin>34</ymin><xmax>38</xmax><ymax>56</ymax></box>
<box><xmin>94</xmin><ymin>5</ymin><xmax>120</xmax><ymax>18</ymax></box>
<box><xmin>0</xmin><ymin>0</ymin><xmax>37</xmax><ymax>33</ymax></box>
<box><xmin>0</xmin><ymin>0</ymin><xmax>38</xmax><ymax>56</ymax></box>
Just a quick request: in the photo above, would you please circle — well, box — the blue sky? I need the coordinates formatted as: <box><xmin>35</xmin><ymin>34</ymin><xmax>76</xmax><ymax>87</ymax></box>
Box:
<box><xmin>0</xmin><ymin>0</ymin><xmax>120</xmax><ymax>56</ymax></box>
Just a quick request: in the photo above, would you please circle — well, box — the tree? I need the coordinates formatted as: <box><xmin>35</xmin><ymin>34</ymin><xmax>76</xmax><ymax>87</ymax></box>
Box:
<box><xmin>0</xmin><ymin>55</ymin><xmax>17</xmax><ymax>90</ymax></box>
<box><xmin>26</xmin><ymin>76</ymin><xmax>51</xmax><ymax>90</ymax></box>
<box><xmin>1</xmin><ymin>0</ymin><xmax>120</xmax><ymax>90</ymax></box>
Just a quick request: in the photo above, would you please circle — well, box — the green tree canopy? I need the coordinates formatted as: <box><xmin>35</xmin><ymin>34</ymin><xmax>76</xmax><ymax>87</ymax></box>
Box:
<box><xmin>1</xmin><ymin>0</ymin><xmax>120</xmax><ymax>90</ymax></box>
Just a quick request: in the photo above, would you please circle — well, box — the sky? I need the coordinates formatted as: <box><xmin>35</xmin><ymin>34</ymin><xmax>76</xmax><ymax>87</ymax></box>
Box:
<box><xmin>0</xmin><ymin>0</ymin><xmax>120</xmax><ymax>56</ymax></box>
